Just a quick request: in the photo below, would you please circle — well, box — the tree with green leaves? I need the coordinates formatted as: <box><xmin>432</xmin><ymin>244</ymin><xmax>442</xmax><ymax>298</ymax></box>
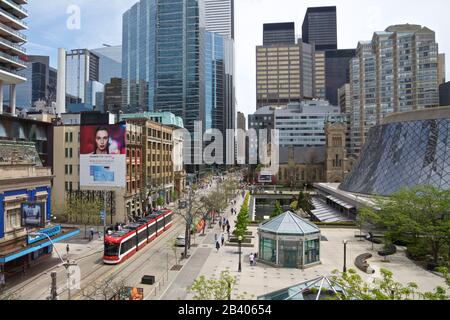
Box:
<box><xmin>233</xmin><ymin>193</ymin><xmax>250</xmax><ymax>240</ymax></box>
<box><xmin>271</xmin><ymin>201</ymin><xmax>283</xmax><ymax>218</ymax></box>
<box><xmin>200</xmin><ymin>186</ymin><xmax>228</xmax><ymax>231</ymax></box>
<box><xmin>360</xmin><ymin>185</ymin><xmax>450</xmax><ymax>265</ymax></box>
<box><xmin>298</xmin><ymin>190</ymin><xmax>313</xmax><ymax>215</ymax></box>
<box><xmin>331</xmin><ymin>268</ymin><xmax>449</xmax><ymax>300</ymax></box>
<box><xmin>188</xmin><ymin>270</ymin><xmax>236</xmax><ymax>300</ymax></box>
<box><xmin>156</xmin><ymin>196</ymin><xmax>165</xmax><ymax>207</ymax></box>
<box><xmin>188</xmin><ymin>269</ymin><xmax>255</xmax><ymax>300</ymax></box>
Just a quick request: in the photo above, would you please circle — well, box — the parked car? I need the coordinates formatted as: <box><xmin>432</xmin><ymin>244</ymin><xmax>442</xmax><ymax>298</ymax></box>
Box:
<box><xmin>175</xmin><ymin>235</ymin><xmax>186</xmax><ymax>247</ymax></box>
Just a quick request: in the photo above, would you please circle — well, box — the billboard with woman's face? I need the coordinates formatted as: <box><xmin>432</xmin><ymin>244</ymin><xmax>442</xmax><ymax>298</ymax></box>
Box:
<box><xmin>80</xmin><ymin>124</ymin><xmax>126</xmax><ymax>188</ymax></box>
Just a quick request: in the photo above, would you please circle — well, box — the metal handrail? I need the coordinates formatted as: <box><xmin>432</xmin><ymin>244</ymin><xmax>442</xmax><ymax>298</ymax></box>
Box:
<box><xmin>0</xmin><ymin>65</ymin><xmax>26</xmax><ymax>77</ymax></box>
<box><xmin>0</xmin><ymin>37</ymin><xmax>26</xmax><ymax>53</ymax></box>
<box><xmin>0</xmin><ymin>50</ymin><xmax>25</xmax><ymax>64</ymax></box>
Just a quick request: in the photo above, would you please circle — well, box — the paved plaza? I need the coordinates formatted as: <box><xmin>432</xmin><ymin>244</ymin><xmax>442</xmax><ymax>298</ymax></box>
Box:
<box><xmin>160</xmin><ymin>192</ymin><xmax>448</xmax><ymax>300</ymax></box>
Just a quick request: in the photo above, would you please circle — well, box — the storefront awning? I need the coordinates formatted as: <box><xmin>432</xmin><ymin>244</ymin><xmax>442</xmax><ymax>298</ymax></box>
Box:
<box><xmin>0</xmin><ymin>228</ymin><xmax>80</xmax><ymax>264</ymax></box>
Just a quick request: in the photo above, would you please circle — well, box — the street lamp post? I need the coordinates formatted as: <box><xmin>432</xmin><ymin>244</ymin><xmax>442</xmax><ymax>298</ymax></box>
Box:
<box><xmin>238</xmin><ymin>236</ymin><xmax>243</xmax><ymax>273</ymax></box>
<box><xmin>343</xmin><ymin>240</ymin><xmax>348</xmax><ymax>273</ymax></box>
<box><xmin>29</xmin><ymin>232</ymin><xmax>77</xmax><ymax>300</ymax></box>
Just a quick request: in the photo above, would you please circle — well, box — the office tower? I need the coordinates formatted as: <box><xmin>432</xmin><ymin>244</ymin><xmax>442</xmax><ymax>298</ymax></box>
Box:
<box><xmin>123</xmin><ymin>0</ymin><xmax>202</xmax><ymax>132</ymax></box>
<box><xmin>4</xmin><ymin>56</ymin><xmax>58</xmax><ymax>109</ymax></box>
<box><xmin>85</xmin><ymin>81</ymin><xmax>104</xmax><ymax>111</ymax></box>
<box><xmin>324</xmin><ymin>49</ymin><xmax>356</xmax><ymax>105</ymax></box>
<box><xmin>104</xmin><ymin>77</ymin><xmax>123</xmax><ymax>113</ymax></box>
<box><xmin>237</xmin><ymin>111</ymin><xmax>246</xmax><ymax>130</ymax></box>
<box><xmin>302</xmin><ymin>6</ymin><xmax>337</xmax><ymax>51</ymax></box>
<box><xmin>263</xmin><ymin>22</ymin><xmax>295</xmax><ymax>46</ymax></box>
<box><xmin>65</xmin><ymin>49</ymin><xmax>100</xmax><ymax>104</ymax></box>
<box><xmin>204</xmin><ymin>0</ymin><xmax>236</xmax><ymax>150</ymax></box>
<box><xmin>204</xmin><ymin>0</ymin><xmax>234</xmax><ymax>39</ymax></box>
<box><xmin>440</xmin><ymin>82</ymin><xmax>450</xmax><ymax>106</ymax></box>
<box><xmin>338</xmin><ymin>83</ymin><xmax>351</xmax><ymax>114</ymax></box>
<box><xmin>91</xmin><ymin>45</ymin><xmax>122</xmax><ymax>84</ymax></box>
<box><xmin>349</xmin><ymin>24</ymin><xmax>440</xmax><ymax>154</ymax></box>
<box><xmin>274</xmin><ymin>101</ymin><xmax>343</xmax><ymax>147</ymax></box>
<box><xmin>0</xmin><ymin>0</ymin><xmax>28</xmax><ymax>115</ymax></box>
<box><xmin>438</xmin><ymin>53</ymin><xmax>446</xmax><ymax>85</ymax></box>
<box><xmin>122</xmin><ymin>0</ymin><xmax>157</xmax><ymax>113</ymax></box>
<box><xmin>256</xmin><ymin>41</ymin><xmax>315</xmax><ymax>109</ymax></box>
<box><xmin>314</xmin><ymin>51</ymin><xmax>326</xmax><ymax>99</ymax></box>
<box><xmin>154</xmin><ymin>0</ymin><xmax>202</xmax><ymax>134</ymax></box>
<box><xmin>204</xmin><ymin>31</ymin><xmax>225</xmax><ymax>132</ymax></box>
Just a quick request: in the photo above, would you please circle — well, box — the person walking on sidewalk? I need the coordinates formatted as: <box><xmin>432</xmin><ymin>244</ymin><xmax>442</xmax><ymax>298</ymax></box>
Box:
<box><xmin>249</xmin><ymin>253</ymin><xmax>254</xmax><ymax>266</ymax></box>
<box><xmin>215</xmin><ymin>240</ymin><xmax>221</xmax><ymax>252</ymax></box>
<box><xmin>89</xmin><ymin>228</ymin><xmax>94</xmax><ymax>241</ymax></box>
<box><xmin>221</xmin><ymin>233</ymin><xmax>225</xmax><ymax>246</ymax></box>
<box><xmin>219</xmin><ymin>218</ymin><xmax>223</xmax><ymax>230</ymax></box>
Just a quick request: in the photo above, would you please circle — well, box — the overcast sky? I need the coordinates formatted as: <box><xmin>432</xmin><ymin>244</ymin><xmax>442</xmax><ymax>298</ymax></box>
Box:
<box><xmin>27</xmin><ymin>0</ymin><xmax>450</xmax><ymax>119</ymax></box>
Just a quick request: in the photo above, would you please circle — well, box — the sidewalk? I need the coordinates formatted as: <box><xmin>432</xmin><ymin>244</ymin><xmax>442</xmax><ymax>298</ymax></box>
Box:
<box><xmin>156</xmin><ymin>190</ymin><xmax>246</xmax><ymax>300</ymax></box>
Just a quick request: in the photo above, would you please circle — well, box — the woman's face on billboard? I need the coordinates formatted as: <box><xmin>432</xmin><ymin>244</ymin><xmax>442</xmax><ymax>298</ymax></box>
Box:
<box><xmin>95</xmin><ymin>130</ymin><xmax>109</xmax><ymax>153</ymax></box>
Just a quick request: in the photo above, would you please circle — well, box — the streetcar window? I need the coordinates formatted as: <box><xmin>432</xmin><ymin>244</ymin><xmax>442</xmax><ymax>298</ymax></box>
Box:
<box><xmin>148</xmin><ymin>223</ymin><xmax>156</xmax><ymax>236</ymax></box>
<box><xmin>120</xmin><ymin>236</ymin><xmax>137</xmax><ymax>255</ymax></box>
<box><xmin>138</xmin><ymin>229</ymin><xmax>147</xmax><ymax>244</ymax></box>
<box><xmin>165</xmin><ymin>213</ymin><xmax>172</xmax><ymax>223</ymax></box>
<box><xmin>104</xmin><ymin>243</ymin><xmax>120</xmax><ymax>257</ymax></box>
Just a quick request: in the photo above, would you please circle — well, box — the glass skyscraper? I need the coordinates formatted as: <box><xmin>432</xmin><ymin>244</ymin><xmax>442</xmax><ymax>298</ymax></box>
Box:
<box><xmin>302</xmin><ymin>6</ymin><xmax>337</xmax><ymax>51</ymax></box>
<box><xmin>122</xmin><ymin>0</ymin><xmax>236</xmax><ymax>167</ymax></box>
<box><xmin>122</xmin><ymin>0</ymin><xmax>157</xmax><ymax>113</ymax></box>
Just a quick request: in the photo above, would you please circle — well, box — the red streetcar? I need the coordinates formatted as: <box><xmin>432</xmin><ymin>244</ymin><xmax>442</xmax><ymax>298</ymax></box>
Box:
<box><xmin>103</xmin><ymin>209</ymin><xmax>173</xmax><ymax>264</ymax></box>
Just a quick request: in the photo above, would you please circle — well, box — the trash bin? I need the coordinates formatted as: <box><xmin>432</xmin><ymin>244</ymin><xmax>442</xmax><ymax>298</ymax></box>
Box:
<box><xmin>141</xmin><ymin>275</ymin><xmax>155</xmax><ymax>285</ymax></box>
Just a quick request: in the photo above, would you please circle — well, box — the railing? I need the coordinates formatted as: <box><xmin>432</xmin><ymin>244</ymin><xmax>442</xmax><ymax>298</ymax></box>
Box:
<box><xmin>0</xmin><ymin>65</ymin><xmax>26</xmax><ymax>77</ymax></box>
<box><xmin>0</xmin><ymin>21</ymin><xmax>26</xmax><ymax>40</ymax></box>
<box><xmin>0</xmin><ymin>36</ymin><xmax>26</xmax><ymax>53</ymax></box>
<box><xmin>0</xmin><ymin>50</ymin><xmax>25</xmax><ymax>65</ymax></box>
<box><xmin>0</xmin><ymin>7</ymin><xmax>27</xmax><ymax>27</ymax></box>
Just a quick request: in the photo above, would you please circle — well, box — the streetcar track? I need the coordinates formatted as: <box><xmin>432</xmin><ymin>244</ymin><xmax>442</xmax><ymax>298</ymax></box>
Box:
<box><xmin>5</xmin><ymin>188</ymin><xmax>214</xmax><ymax>300</ymax></box>
<box><xmin>64</xmin><ymin>215</ymin><xmax>187</xmax><ymax>300</ymax></box>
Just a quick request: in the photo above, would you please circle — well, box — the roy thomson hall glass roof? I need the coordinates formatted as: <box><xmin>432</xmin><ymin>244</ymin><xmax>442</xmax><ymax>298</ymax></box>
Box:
<box><xmin>340</xmin><ymin>107</ymin><xmax>450</xmax><ymax>196</ymax></box>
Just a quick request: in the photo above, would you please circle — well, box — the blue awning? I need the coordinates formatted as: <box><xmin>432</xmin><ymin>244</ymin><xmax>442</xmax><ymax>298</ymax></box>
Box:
<box><xmin>0</xmin><ymin>229</ymin><xmax>80</xmax><ymax>264</ymax></box>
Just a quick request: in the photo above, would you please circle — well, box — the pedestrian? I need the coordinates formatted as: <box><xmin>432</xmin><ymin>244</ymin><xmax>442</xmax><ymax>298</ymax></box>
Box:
<box><xmin>221</xmin><ymin>233</ymin><xmax>225</xmax><ymax>246</ymax></box>
<box><xmin>0</xmin><ymin>271</ymin><xmax>5</xmax><ymax>290</ymax></box>
<box><xmin>214</xmin><ymin>234</ymin><xmax>218</xmax><ymax>242</ymax></box>
<box><xmin>254</xmin><ymin>252</ymin><xmax>258</xmax><ymax>266</ymax></box>
<box><xmin>219</xmin><ymin>219</ymin><xmax>222</xmax><ymax>229</ymax></box>
<box><xmin>249</xmin><ymin>253</ymin><xmax>254</xmax><ymax>266</ymax></box>
<box><xmin>222</xmin><ymin>223</ymin><xmax>226</xmax><ymax>232</ymax></box>
<box><xmin>215</xmin><ymin>241</ymin><xmax>220</xmax><ymax>252</ymax></box>
<box><xmin>90</xmin><ymin>227</ymin><xmax>94</xmax><ymax>241</ymax></box>
<box><xmin>66</xmin><ymin>244</ymin><xmax>70</xmax><ymax>257</ymax></box>
<box><xmin>226</xmin><ymin>223</ymin><xmax>231</xmax><ymax>234</ymax></box>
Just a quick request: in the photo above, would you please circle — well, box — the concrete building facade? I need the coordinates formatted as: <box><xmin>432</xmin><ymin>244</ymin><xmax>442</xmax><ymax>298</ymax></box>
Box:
<box><xmin>349</xmin><ymin>24</ymin><xmax>441</xmax><ymax>155</ymax></box>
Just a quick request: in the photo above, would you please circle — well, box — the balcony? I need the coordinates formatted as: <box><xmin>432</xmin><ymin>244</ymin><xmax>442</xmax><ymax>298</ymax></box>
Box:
<box><xmin>0</xmin><ymin>21</ymin><xmax>25</xmax><ymax>42</ymax></box>
<box><xmin>0</xmin><ymin>50</ymin><xmax>26</xmax><ymax>68</ymax></box>
<box><xmin>0</xmin><ymin>6</ymin><xmax>27</xmax><ymax>30</ymax></box>
<box><xmin>0</xmin><ymin>0</ymin><xmax>28</xmax><ymax>19</ymax></box>
<box><xmin>0</xmin><ymin>36</ymin><xmax>26</xmax><ymax>55</ymax></box>
<box><xmin>0</xmin><ymin>65</ymin><xmax>26</xmax><ymax>84</ymax></box>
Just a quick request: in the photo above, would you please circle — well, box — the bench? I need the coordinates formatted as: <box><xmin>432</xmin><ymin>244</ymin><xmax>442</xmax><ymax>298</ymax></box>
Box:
<box><xmin>355</xmin><ymin>253</ymin><xmax>375</xmax><ymax>274</ymax></box>
<box><xmin>378</xmin><ymin>244</ymin><xmax>397</xmax><ymax>257</ymax></box>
